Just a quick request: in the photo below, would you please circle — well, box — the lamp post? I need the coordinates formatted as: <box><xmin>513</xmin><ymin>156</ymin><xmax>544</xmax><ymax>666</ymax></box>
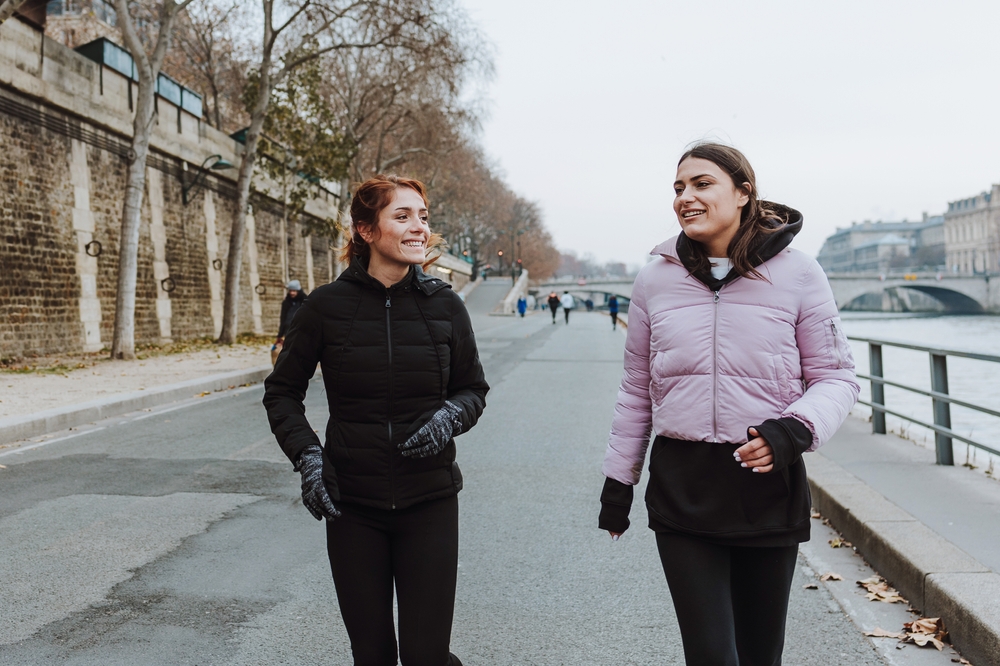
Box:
<box><xmin>182</xmin><ymin>154</ymin><xmax>234</xmax><ymax>205</ymax></box>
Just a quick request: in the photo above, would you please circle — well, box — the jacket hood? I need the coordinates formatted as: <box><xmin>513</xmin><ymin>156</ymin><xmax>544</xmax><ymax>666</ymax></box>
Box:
<box><xmin>339</xmin><ymin>255</ymin><xmax>452</xmax><ymax>295</ymax></box>
<box><xmin>651</xmin><ymin>202</ymin><xmax>803</xmax><ymax>287</ymax></box>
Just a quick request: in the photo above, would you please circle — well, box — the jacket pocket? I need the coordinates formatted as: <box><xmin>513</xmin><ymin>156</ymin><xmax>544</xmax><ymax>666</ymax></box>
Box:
<box><xmin>450</xmin><ymin>461</ymin><xmax>464</xmax><ymax>492</ymax></box>
<box><xmin>824</xmin><ymin>317</ymin><xmax>852</xmax><ymax>369</ymax></box>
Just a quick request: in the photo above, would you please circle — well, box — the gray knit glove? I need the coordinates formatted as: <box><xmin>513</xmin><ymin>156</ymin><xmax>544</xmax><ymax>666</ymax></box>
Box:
<box><xmin>293</xmin><ymin>444</ymin><xmax>340</xmax><ymax>521</ymax></box>
<box><xmin>399</xmin><ymin>401</ymin><xmax>463</xmax><ymax>458</ymax></box>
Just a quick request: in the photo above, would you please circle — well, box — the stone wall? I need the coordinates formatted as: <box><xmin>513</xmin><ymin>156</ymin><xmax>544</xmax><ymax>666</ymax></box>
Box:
<box><xmin>0</xmin><ymin>17</ymin><xmax>339</xmax><ymax>360</ymax></box>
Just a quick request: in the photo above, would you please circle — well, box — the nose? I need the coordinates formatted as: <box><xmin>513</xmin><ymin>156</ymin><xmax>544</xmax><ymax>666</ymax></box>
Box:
<box><xmin>675</xmin><ymin>185</ymin><xmax>694</xmax><ymax>204</ymax></box>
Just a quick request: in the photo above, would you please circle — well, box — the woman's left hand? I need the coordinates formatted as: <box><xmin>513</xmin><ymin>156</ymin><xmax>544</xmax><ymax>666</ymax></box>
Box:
<box><xmin>734</xmin><ymin>427</ymin><xmax>774</xmax><ymax>473</ymax></box>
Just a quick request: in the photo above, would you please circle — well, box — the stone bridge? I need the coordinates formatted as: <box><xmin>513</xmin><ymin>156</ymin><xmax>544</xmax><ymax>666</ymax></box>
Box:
<box><xmin>535</xmin><ymin>273</ymin><xmax>1000</xmax><ymax>314</ymax></box>
<box><xmin>532</xmin><ymin>277</ymin><xmax>636</xmax><ymax>303</ymax></box>
<box><xmin>826</xmin><ymin>273</ymin><xmax>1000</xmax><ymax>314</ymax></box>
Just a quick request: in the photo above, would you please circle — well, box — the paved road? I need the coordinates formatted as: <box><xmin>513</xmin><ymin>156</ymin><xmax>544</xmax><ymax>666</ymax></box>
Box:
<box><xmin>0</xmin><ymin>282</ymin><xmax>944</xmax><ymax>664</ymax></box>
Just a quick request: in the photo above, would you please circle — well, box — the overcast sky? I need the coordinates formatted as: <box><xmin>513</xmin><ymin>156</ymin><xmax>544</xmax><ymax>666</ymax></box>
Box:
<box><xmin>459</xmin><ymin>0</ymin><xmax>1000</xmax><ymax>267</ymax></box>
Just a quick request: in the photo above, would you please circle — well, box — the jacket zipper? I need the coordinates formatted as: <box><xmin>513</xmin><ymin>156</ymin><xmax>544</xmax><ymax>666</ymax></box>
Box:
<box><xmin>713</xmin><ymin>289</ymin><xmax>720</xmax><ymax>442</ymax></box>
<box><xmin>830</xmin><ymin>320</ymin><xmax>843</xmax><ymax>369</ymax></box>
<box><xmin>385</xmin><ymin>291</ymin><xmax>395</xmax><ymax>509</ymax></box>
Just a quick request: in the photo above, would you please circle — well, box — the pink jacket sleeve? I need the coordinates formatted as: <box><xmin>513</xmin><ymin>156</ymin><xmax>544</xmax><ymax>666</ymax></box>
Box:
<box><xmin>781</xmin><ymin>261</ymin><xmax>860</xmax><ymax>450</ymax></box>
<box><xmin>602</xmin><ymin>272</ymin><xmax>654</xmax><ymax>485</ymax></box>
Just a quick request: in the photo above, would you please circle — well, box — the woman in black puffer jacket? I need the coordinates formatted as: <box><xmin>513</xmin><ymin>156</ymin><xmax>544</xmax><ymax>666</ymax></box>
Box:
<box><xmin>263</xmin><ymin>175</ymin><xmax>488</xmax><ymax>666</ymax></box>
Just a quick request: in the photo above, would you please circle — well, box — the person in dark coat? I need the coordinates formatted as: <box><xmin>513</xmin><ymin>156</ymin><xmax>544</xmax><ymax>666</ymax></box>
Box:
<box><xmin>263</xmin><ymin>175</ymin><xmax>488</xmax><ymax>666</ymax></box>
<box><xmin>547</xmin><ymin>291</ymin><xmax>560</xmax><ymax>324</ymax></box>
<box><xmin>271</xmin><ymin>280</ymin><xmax>307</xmax><ymax>364</ymax></box>
<box><xmin>608</xmin><ymin>294</ymin><xmax>619</xmax><ymax>330</ymax></box>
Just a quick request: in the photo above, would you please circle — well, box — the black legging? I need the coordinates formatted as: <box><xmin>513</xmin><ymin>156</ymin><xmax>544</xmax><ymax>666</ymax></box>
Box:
<box><xmin>610</xmin><ymin>312</ymin><xmax>618</xmax><ymax>329</ymax></box>
<box><xmin>655</xmin><ymin>532</ymin><xmax>798</xmax><ymax>666</ymax></box>
<box><xmin>326</xmin><ymin>495</ymin><xmax>462</xmax><ymax>666</ymax></box>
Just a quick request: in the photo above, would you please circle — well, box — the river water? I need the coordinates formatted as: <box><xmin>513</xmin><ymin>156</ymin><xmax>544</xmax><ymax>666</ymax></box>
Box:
<box><xmin>839</xmin><ymin>313</ymin><xmax>1000</xmax><ymax>472</ymax></box>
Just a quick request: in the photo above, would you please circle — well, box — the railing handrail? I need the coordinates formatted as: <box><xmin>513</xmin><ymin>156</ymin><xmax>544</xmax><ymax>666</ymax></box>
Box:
<box><xmin>848</xmin><ymin>335</ymin><xmax>1000</xmax><ymax>464</ymax></box>
<box><xmin>847</xmin><ymin>335</ymin><xmax>1000</xmax><ymax>364</ymax></box>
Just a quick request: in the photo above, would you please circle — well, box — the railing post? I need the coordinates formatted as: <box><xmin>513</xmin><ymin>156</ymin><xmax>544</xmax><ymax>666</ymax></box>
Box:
<box><xmin>929</xmin><ymin>352</ymin><xmax>954</xmax><ymax>465</ymax></box>
<box><xmin>869</xmin><ymin>342</ymin><xmax>886</xmax><ymax>434</ymax></box>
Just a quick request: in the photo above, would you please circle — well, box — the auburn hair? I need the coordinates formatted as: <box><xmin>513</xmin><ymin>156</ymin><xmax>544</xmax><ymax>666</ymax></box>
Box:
<box><xmin>339</xmin><ymin>174</ymin><xmax>443</xmax><ymax>269</ymax></box>
<box><xmin>677</xmin><ymin>143</ymin><xmax>787</xmax><ymax>280</ymax></box>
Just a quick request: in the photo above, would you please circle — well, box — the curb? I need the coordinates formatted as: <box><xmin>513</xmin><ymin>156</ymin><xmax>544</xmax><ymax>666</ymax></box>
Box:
<box><xmin>808</xmin><ymin>452</ymin><xmax>1000</xmax><ymax>666</ymax></box>
<box><xmin>0</xmin><ymin>365</ymin><xmax>273</xmax><ymax>445</ymax></box>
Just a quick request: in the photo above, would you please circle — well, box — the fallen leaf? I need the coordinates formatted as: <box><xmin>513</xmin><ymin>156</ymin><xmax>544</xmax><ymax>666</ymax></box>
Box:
<box><xmin>864</xmin><ymin>627</ymin><xmax>905</xmax><ymax>639</ymax></box>
<box><xmin>810</xmin><ymin>511</ymin><xmax>822</xmax><ymax>519</ymax></box>
<box><xmin>906</xmin><ymin>632</ymin><xmax>944</xmax><ymax>650</ymax></box>
<box><xmin>0</xmin><ymin>464</ymin><xmax>7</xmax><ymax>469</ymax></box>
<box><xmin>857</xmin><ymin>576</ymin><xmax>906</xmax><ymax>603</ymax></box>
<box><xmin>196</xmin><ymin>391</ymin><xmax>211</xmax><ymax>397</ymax></box>
<box><xmin>829</xmin><ymin>537</ymin><xmax>852</xmax><ymax>548</ymax></box>
<box><xmin>803</xmin><ymin>583</ymin><xmax>818</xmax><ymax>589</ymax></box>
<box><xmin>820</xmin><ymin>572</ymin><xmax>843</xmax><ymax>581</ymax></box>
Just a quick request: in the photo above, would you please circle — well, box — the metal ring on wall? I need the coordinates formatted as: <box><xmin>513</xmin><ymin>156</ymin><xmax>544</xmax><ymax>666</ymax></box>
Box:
<box><xmin>212</xmin><ymin>258</ymin><xmax>223</xmax><ymax>270</ymax></box>
<box><xmin>84</xmin><ymin>240</ymin><xmax>102</xmax><ymax>257</ymax></box>
<box><xmin>160</xmin><ymin>277</ymin><xmax>177</xmax><ymax>293</ymax></box>
<box><xmin>254</xmin><ymin>284</ymin><xmax>266</xmax><ymax>295</ymax></box>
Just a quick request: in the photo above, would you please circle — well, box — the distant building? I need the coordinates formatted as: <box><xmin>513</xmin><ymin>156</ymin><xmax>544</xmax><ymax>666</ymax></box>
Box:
<box><xmin>44</xmin><ymin>1</ymin><xmax>120</xmax><ymax>49</ymax></box>
<box><xmin>816</xmin><ymin>215</ymin><xmax>945</xmax><ymax>273</ymax></box>
<box><xmin>944</xmin><ymin>185</ymin><xmax>1000</xmax><ymax>274</ymax></box>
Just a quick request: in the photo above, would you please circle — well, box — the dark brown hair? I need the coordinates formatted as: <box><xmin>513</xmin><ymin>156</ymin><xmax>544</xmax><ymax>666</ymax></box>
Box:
<box><xmin>339</xmin><ymin>174</ymin><xmax>443</xmax><ymax>268</ymax></box>
<box><xmin>678</xmin><ymin>142</ymin><xmax>787</xmax><ymax>280</ymax></box>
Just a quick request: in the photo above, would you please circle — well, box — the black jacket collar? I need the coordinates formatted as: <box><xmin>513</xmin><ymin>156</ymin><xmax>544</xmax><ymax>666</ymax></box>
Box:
<box><xmin>340</xmin><ymin>256</ymin><xmax>451</xmax><ymax>296</ymax></box>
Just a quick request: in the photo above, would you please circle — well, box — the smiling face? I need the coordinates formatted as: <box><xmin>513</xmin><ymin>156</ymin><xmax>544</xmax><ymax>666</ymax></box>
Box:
<box><xmin>361</xmin><ymin>186</ymin><xmax>430</xmax><ymax>285</ymax></box>
<box><xmin>673</xmin><ymin>157</ymin><xmax>750</xmax><ymax>257</ymax></box>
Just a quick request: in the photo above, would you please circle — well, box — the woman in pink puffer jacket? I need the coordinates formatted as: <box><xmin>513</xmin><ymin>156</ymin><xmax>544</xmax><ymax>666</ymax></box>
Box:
<box><xmin>599</xmin><ymin>143</ymin><xmax>859</xmax><ymax>666</ymax></box>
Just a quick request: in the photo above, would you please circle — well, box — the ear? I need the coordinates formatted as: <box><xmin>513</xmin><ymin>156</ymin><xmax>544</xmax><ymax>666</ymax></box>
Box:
<box><xmin>736</xmin><ymin>182</ymin><xmax>752</xmax><ymax>208</ymax></box>
<box><xmin>357</xmin><ymin>223</ymin><xmax>375</xmax><ymax>244</ymax></box>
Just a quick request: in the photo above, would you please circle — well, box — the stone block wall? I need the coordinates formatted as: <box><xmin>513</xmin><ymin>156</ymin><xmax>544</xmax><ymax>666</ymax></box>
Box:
<box><xmin>0</xmin><ymin>85</ymin><xmax>336</xmax><ymax>360</ymax></box>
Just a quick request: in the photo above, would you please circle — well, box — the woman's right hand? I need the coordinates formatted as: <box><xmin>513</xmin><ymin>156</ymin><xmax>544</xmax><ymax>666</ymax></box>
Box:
<box><xmin>607</xmin><ymin>531</ymin><xmax>623</xmax><ymax>541</ymax></box>
<box><xmin>295</xmin><ymin>444</ymin><xmax>340</xmax><ymax>521</ymax></box>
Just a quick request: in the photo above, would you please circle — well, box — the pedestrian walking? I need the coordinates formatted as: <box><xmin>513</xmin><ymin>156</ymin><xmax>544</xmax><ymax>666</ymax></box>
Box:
<box><xmin>517</xmin><ymin>295</ymin><xmax>527</xmax><ymax>318</ymax></box>
<box><xmin>608</xmin><ymin>295</ymin><xmax>619</xmax><ymax>330</ymax></box>
<box><xmin>547</xmin><ymin>291</ymin><xmax>560</xmax><ymax>324</ymax></box>
<box><xmin>272</xmin><ymin>280</ymin><xmax>306</xmax><ymax>364</ymax></box>
<box><xmin>560</xmin><ymin>291</ymin><xmax>575</xmax><ymax>324</ymax></box>
<box><xmin>263</xmin><ymin>174</ymin><xmax>489</xmax><ymax>666</ymax></box>
<box><xmin>599</xmin><ymin>143</ymin><xmax>859</xmax><ymax>666</ymax></box>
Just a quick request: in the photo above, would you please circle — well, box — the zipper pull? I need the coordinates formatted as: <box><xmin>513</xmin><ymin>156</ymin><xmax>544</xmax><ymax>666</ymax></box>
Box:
<box><xmin>714</xmin><ymin>291</ymin><xmax>720</xmax><ymax>303</ymax></box>
<box><xmin>385</xmin><ymin>296</ymin><xmax>391</xmax><ymax>308</ymax></box>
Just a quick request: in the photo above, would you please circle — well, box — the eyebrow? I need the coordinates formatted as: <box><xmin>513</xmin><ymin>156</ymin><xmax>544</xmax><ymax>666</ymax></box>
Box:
<box><xmin>393</xmin><ymin>206</ymin><xmax>428</xmax><ymax>212</ymax></box>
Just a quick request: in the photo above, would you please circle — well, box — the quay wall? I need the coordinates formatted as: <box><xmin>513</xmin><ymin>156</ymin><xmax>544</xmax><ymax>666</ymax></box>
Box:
<box><xmin>0</xmin><ymin>17</ymin><xmax>343</xmax><ymax>359</ymax></box>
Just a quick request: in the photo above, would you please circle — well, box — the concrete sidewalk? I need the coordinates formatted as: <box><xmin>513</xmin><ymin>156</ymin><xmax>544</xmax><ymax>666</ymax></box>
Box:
<box><xmin>0</xmin><ymin>365</ymin><xmax>272</xmax><ymax>446</ymax></box>
<box><xmin>810</xmin><ymin>417</ymin><xmax>1000</xmax><ymax>666</ymax></box>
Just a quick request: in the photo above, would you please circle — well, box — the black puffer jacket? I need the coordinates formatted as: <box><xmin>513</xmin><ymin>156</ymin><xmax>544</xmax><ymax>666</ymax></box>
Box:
<box><xmin>263</xmin><ymin>258</ymin><xmax>489</xmax><ymax>510</ymax></box>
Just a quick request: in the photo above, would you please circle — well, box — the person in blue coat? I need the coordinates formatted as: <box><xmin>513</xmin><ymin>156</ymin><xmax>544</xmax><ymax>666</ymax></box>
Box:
<box><xmin>608</xmin><ymin>295</ymin><xmax>619</xmax><ymax>330</ymax></box>
<box><xmin>516</xmin><ymin>295</ymin><xmax>527</xmax><ymax>318</ymax></box>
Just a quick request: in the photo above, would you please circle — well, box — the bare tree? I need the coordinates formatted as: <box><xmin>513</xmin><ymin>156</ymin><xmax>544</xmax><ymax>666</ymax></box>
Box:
<box><xmin>0</xmin><ymin>0</ymin><xmax>28</xmax><ymax>26</ymax></box>
<box><xmin>110</xmin><ymin>0</ymin><xmax>198</xmax><ymax>360</ymax></box>
<box><xmin>218</xmin><ymin>0</ymin><xmax>439</xmax><ymax>344</ymax></box>
<box><xmin>167</xmin><ymin>1</ymin><xmax>250</xmax><ymax>132</ymax></box>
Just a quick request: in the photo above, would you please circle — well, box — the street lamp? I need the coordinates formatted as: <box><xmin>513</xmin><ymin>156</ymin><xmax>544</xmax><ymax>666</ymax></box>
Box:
<box><xmin>182</xmin><ymin>154</ymin><xmax>234</xmax><ymax>205</ymax></box>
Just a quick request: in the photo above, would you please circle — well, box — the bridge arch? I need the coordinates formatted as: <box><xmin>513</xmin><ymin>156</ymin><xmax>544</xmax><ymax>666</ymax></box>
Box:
<box><xmin>841</xmin><ymin>285</ymin><xmax>984</xmax><ymax>314</ymax></box>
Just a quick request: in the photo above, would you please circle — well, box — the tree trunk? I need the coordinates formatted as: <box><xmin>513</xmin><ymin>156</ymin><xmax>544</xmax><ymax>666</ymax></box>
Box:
<box><xmin>110</xmin><ymin>67</ymin><xmax>157</xmax><ymax>359</ymax></box>
<box><xmin>218</xmin><ymin>67</ymin><xmax>269</xmax><ymax>344</ymax></box>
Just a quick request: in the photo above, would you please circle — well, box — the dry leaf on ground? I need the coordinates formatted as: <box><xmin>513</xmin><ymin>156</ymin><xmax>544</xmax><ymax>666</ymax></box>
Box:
<box><xmin>903</xmin><ymin>617</ymin><xmax>949</xmax><ymax>651</ymax></box>
<box><xmin>820</xmin><ymin>572</ymin><xmax>843</xmax><ymax>581</ymax></box>
<box><xmin>864</xmin><ymin>627</ymin><xmax>905</xmax><ymax>639</ymax></box>
<box><xmin>810</xmin><ymin>511</ymin><xmax>822</xmax><ymax>518</ymax></box>
<box><xmin>857</xmin><ymin>575</ymin><xmax>906</xmax><ymax>603</ymax></box>
<box><xmin>196</xmin><ymin>391</ymin><xmax>211</xmax><ymax>397</ymax></box>
<box><xmin>803</xmin><ymin>583</ymin><xmax>818</xmax><ymax>590</ymax></box>
<box><xmin>829</xmin><ymin>537</ymin><xmax>852</xmax><ymax>548</ymax></box>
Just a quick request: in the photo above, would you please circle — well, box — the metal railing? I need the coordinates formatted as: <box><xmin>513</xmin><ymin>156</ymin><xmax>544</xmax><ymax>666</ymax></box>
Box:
<box><xmin>849</xmin><ymin>336</ymin><xmax>1000</xmax><ymax>463</ymax></box>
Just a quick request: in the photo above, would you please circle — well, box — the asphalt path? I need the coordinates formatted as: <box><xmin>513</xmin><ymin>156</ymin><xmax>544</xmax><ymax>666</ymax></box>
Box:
<box><xmin>0</xmin><ymin>281</ymin><xmax>931</xmax><ymax>665</ymax></box>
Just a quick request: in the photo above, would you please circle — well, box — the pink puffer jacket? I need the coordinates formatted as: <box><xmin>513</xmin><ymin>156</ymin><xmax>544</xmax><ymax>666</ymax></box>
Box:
<box><xmin>602</xmin><ymin>237</ymin><xmax>860</xmax><ymax>485</ymax></box>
